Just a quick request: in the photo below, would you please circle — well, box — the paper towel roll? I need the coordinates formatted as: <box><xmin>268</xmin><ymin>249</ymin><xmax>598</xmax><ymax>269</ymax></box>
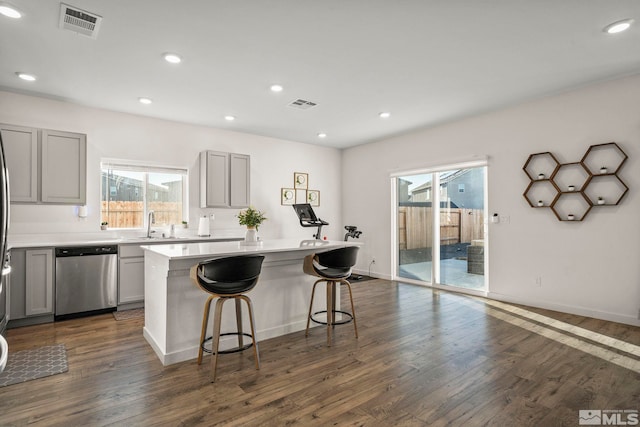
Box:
<box><xmin>197</xmin><ymin>217</ymin><xmax>210</xmax><ymax>236</ymax></box>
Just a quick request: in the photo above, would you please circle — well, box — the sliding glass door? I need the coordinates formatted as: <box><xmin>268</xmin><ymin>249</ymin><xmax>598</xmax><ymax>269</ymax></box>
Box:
<box><xmin>396</xmin><ymin>165</ymin><xmax>486</xmax><ymax>291</ymax></box>
<box><xmin>397</xmin><ymin>174</ymin><xmax>434</xmax><ymax>283</ymax></box>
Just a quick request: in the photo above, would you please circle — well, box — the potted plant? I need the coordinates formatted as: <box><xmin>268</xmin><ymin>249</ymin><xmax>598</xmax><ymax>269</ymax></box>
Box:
<box><xmin>597</xmin><ymin>197</ymin><xmax>605</xmax><ymax>205</ymax></box>
<box><xmin>237</xmin><ymin>207</ymin><xmax>267</xmax><ymax>242</ymax></box>
<box><xmin>537</xmin><ymin>200</ymin><xmax>544</xmax><ymax>207</ymax></box>
<box><xmin>100</xmin><ymin>221</ymin><xmax>108</xmax><ymax>230</ymax></box>
<box><xmin>600</xmin><ymin>166</ymin><xmax>608</xmax><ymax>174</ymax></box>
<box><xmin>567</xmin><ymin>214</ymin><xmax>575</xmax><ymax>221</ymax></box>
<box><xmin>181</xmin><ymin>220</ymin><xmax>188</xmax><ymax>228</ymax></box>
<box><xmin>537</xmin><ymin>173</ymin><xmax>545</xmax><ymax>180</ymax></box>
<box><xmin>568</xmin><ymin>185</ymin><xmax>575</xmax><ymax>191</ymax></box>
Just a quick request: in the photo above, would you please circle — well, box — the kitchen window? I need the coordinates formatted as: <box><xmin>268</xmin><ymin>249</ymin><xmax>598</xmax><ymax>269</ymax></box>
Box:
<box><xmin>100</xmin><ymin>162</ymin><xmax>187</xmax><ymax>229</ymax></box>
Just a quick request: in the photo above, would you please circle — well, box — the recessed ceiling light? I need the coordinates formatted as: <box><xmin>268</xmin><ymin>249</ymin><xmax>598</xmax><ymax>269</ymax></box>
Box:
<box><xmin>16</xmin><ymin>72</ymin><xmax>36</xmax><ymax>81</ymax></box>
<box><xmin>270</xmin><ymin>84</ymin><xmax>283</xmax><ymax>92</ymax></box>
<box><xmin>138</xmin><ymin>97</ymin><xmax>153</xmax><ymax>105</ymax></box>
<box><xmin>317</xmin><ymin>132</ymin><xmax>327</xmax><ymax>138</ymax></box>
<box><xmin>163</xmin><ymin>53</ymin><xmax>182</xmax><ymax>64</ymax></box>
<box><xmin>0</xmin><ymin>3</ymin><xmax>22</xmax><ymax>19</ymax></box>
<box><xmin>379</xmin><ymin>112</ymin><xmax>391</xmax><ymax>119</ymax></box>
<box><xmin>224</xmin><ymin>115</ymin><xmax>236</xmax><ymax>121</ymax></box>
<box><xmin>604</xmin><ymin>19</ymin><xmax>633</xmax><ymax>34</ymax></box>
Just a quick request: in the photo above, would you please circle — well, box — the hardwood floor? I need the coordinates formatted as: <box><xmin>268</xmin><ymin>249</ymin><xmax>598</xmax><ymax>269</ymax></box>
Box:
<box><xmin>1</xmin><ymin>279</ymin><xmax>638</xmax><ymax>426</ymax></box>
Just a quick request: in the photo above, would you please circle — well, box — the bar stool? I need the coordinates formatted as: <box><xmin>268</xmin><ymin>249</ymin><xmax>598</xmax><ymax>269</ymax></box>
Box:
<box><xmin>190</xmin><ymin>255</ymin><xmax>264</xmax><ymax>382</ymax></box>
<box><xmin>303</xmin><ymin>246</ymin><xmax>359</xmax><ymax>346</ymax></box>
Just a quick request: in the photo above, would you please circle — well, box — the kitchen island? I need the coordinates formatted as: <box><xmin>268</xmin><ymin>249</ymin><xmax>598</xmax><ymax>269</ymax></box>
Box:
<box><xmin>142</xmin><ymin>239</ymin><xmax>357</xmax><ymax>365</ymax></box>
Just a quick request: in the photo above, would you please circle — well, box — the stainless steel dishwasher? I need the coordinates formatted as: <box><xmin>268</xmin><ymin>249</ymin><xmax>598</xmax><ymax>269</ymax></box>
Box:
<box><xmin>55</xmin><ymin>245</ymin><xmax>118</xmax><ymax>318</ymax></box>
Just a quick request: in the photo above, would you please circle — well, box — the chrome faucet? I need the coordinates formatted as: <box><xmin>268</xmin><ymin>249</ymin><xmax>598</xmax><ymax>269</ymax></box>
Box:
<box><xmin>147</xmin><ymin>210</ymin><xmax>155</xmax><ymax>237</ymax></box>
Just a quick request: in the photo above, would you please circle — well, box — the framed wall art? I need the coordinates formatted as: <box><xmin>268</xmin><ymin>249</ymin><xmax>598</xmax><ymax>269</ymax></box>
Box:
<box><xmin>307</xmin><ymin>190</ymin><xmax>320</xmax><ymax>207</ymax></box>
<box><xmin>281</xmin><ymin>188</ymin><xmax>295</xmax><ymax>205</ymax></box>
<box><xmin>294</xmin><ymin>172</ymin><xmax>308</xmax><ymax>189</ymax></box>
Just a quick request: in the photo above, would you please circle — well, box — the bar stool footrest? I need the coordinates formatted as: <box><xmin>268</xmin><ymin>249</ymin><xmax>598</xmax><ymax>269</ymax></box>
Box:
<box><xmin>201</xmin><ymin>332</ymin><xmax>255</xmax><ymax>355</ymax></box>
<box><xmin>310</xmin><ymin>310</ymin><xmax>353</xmax><ymax>326</ymax></box>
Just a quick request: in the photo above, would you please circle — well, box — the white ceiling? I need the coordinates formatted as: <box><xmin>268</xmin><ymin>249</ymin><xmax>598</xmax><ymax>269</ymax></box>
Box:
<box><xmin>1</xmin><ymin>1</ymin><xmax>639</xmax><ymax>149</ymax></box>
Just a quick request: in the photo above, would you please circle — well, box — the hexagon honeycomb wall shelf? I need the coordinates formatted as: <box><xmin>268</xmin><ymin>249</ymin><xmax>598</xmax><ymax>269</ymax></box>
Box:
<box><xmin>523</xmin><ymin>142</ymin><xmax>628</xmax><ymax>222</ymax></box>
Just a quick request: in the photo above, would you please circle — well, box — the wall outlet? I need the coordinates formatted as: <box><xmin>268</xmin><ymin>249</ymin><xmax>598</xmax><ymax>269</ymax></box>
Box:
<box><xmin>500</xmin><ymin>215</ymin><xmax>511</xmax><ymax>224</ymax></box>
<box><xmin>370</xmin><ymin>258</ymin><xmax>376</xmax><ymax>265</ymax></box>
<box><xmin>535</xmin><ymin>276</ymin><xmax>542</xmax><ymax>287</ymax></box>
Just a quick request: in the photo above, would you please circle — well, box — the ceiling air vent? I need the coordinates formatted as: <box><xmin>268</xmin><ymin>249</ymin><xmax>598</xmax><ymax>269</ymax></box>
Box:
<box><xmin>287</xmin><ymin>99</ymin><xmax>317</xmax><ymax>110</ymax></box>
<box><xmin>59</xmin><ymin>3</ymin><xmax>102</xmax><ymax>39</ymax></box>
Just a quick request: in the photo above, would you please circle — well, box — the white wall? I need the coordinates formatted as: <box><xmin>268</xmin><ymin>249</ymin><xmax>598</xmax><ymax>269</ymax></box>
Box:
<box><xmin>0</xmin><ymin>91</ymin><xmax>343</xmax><ymax>241</ymax></box>
<box><xmin>342</xmin><ymin>74</ymin><xmax>640</xmax><ymax>326</ymax></box>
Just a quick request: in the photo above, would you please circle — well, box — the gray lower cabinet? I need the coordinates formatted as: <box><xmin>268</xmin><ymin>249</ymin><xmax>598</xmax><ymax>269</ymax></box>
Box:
<box><xmin>116</xmin><ymin>238</ymin><xmax>241</xmax><ymax>307</ymax></box>
<box><xmin>118</xmin><ymin>244</ymin><xmax>145</xmax><ymax>306</ymax></box>
<box><xmin>8</xmin><ymin>248</ymin><xmax>55</xmax><ymax>326</ymax></box>
<box><xmin>200</xmin><ymin>150</ymin><xmax>250</xmax><ymax>208</ymax></box>
<box><xmin>0</xmin><ymin>123</ymin><xmax>87</xmax><ymax>205</ymax></box>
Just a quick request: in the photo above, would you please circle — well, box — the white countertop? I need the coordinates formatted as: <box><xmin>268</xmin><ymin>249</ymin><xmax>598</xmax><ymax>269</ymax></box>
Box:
<box><xmin>141</xmin><ymin>239</ymin><xmax>355</xmax><ymax>260</ymax></box>
<box><xmin>7</xmin><ymin>230</ymin><xmax>244</xmax><ymax>249</ymax></box>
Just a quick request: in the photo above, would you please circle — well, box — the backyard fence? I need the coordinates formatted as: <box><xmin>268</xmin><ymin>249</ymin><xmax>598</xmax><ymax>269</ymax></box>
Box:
<box><xmin>398</xmin><ymin>206</ymin><xmax>484</xmax><ymax>250</ymax></box>
<box><xmin>101</xmin><ymin>201</ymin><xmax>183</xmax><ymax>228</ymax></box>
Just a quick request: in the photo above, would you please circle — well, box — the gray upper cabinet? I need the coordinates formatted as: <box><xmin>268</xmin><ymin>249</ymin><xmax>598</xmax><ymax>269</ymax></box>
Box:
<box><xmin>0</xmin><ymin>124</ymin><xmax>86</xmax><ymax>205</ymax></box>
<box><xmin>200</xmin><ymin>150</ymin><xmax>250</xmax><ymax>208</ymax></box>
<box><xmin>41</xmin><ymin>129</ymin><xmax>86</xmax><ymax>204</ymax></box>
<box><xmin>230</xmin><ymin>153</ymin><xmax>250</xmax><ymax>208</ymax></box>
<box><xmin>0</xmin><ymin>124</ymin><xmax>38</xmax><ymax>202</ymax></box>
<box><xmin>200</xmin><ymin>151</ymin><xmax>229</xmax><ymax>208</ymax></box>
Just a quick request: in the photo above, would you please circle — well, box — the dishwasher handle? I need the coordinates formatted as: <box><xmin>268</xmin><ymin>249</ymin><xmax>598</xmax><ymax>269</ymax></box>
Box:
<box><xmin>55</xmin><ymin>245</ymin><xmax>118</xmax><ymax>257</ymax></box>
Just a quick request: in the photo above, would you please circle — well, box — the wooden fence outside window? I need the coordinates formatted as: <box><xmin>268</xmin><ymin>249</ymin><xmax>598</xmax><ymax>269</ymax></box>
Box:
<box><xmin>398</xmin><ymin>206</ymin><xmax>484</xmax><ymax>250</ymax></box>
<box><xmin>101</xmin><ymin>201</ymin><xmax>183</xmax><ymax>228</ymax></box>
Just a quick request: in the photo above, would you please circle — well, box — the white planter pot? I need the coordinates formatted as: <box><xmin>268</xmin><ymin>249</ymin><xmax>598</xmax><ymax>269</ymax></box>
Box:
<box><xmin>245</xmin><ymin>228</ymin><xmax>258</xmax><ymax>242</ymax></box>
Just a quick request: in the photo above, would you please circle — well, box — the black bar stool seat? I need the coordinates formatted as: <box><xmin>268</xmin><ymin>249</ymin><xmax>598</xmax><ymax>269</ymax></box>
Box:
<box><xmin>190</xmin><ymin>255</ymin><xmax>264</xmax><ymax>382</ymax></box>
<box><xmin>303</xmin><ymin>246</ymin><xmax>359</xmax><ymax>346</ymax></box>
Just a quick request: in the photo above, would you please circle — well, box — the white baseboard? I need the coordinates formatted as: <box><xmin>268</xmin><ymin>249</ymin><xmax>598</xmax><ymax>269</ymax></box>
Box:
<box><xmin>348</xmin><ymin>271</ymin><xmax>640</xmax><ymax>327</ymax></box>
<box><xmin>143</xmin><ymin>319</ymin><xmax>317</xmax><ymax>366</ymax></box>
<box><xmin>487</xmin><ymin>291</ymin><xmax>640</xmax><ymax>327</ymax></box>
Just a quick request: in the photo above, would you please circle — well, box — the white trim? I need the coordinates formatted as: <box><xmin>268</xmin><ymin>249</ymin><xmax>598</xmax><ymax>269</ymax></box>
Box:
<box><xmin>390</xmin><ymin>178</ymin><xmax>399</xmax><ymax>279</ymax></box>
<box><xmin>101</xmin><ymin>159</ymin><xmax>188</xmax><ymax>175</ymax></box>
<box><xmin>391</xmin><ymin>162</ymin><xmax>489</xmax><ymax>291</ymax></box>
<box><xmin>487</xmin><ymin>291</ymin><xmax>640</xmax><ymax>327</ymax></box>
<box><xmin>101</xmin><ymin>159</ymin><xmax>189</xmax><ymax>227</ymax></box>
<box><xmin>389</xmin><ymin>156</ymin><xmax>488</xmax><ymax>178</ymax></box>
<box><xmin>433</xmin><ymin>172</ymin><xmax>441</xmax><ymax>284</ymax></box>
<box><xmin>483</xmin><ymin>163</ymin><xmax>489</xmax><ymax>290</ymax></box>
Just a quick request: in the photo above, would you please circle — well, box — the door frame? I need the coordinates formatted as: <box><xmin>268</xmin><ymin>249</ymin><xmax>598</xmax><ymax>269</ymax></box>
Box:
<box><xmin>390</xmin><ymin>159</ymin><xmax>489</xmax><ymax>296</ymax></box>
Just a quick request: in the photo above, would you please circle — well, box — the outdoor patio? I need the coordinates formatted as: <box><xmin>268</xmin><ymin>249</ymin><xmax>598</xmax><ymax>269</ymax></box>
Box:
<box><xmin>398</xmin><ymin>244</ymin><xmax>485</xmax><ymax>290</ymax></box>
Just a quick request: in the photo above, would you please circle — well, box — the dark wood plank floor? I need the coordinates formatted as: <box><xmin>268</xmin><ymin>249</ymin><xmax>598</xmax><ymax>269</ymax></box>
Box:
<box><xmin>1</xmin><ymin>280</ymin><xmax>638</xmax><ymax>426</ymax></box>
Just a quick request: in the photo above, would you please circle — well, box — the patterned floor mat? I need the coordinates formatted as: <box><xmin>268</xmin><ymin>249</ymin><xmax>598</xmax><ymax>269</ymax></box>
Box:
<box><xmin>0</xmin><ymin>344</ymin><xmax>68</xmax><ymax>387</ymax></box>
<box><xmin>112</xmin><ymin>308</ymin><xmax>144</xmax><ymax>321</ymax></box>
